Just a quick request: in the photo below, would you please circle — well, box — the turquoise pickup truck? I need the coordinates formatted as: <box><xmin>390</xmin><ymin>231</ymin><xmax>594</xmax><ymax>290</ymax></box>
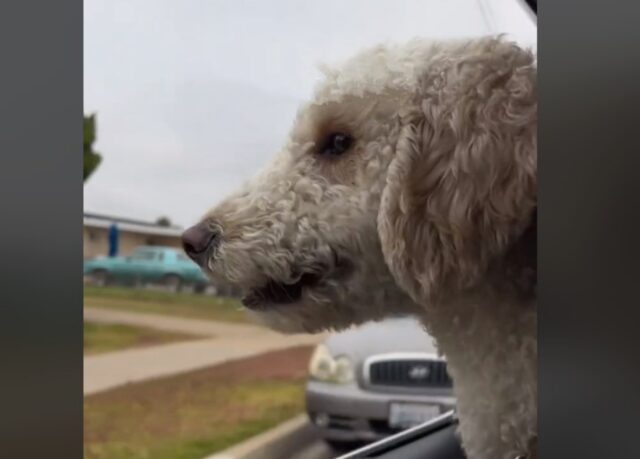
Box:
<box><xmin>83</xmin><ymin>246</ymin><xmax>210</xmax><ymax>292</ymax></box>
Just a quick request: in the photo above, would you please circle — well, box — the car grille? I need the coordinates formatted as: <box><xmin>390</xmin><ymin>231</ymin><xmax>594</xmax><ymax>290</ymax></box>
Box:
<box><xmin>366</xmin><ymin>356</ymin><xmax>453</xmax><ymax>388</ymax></box>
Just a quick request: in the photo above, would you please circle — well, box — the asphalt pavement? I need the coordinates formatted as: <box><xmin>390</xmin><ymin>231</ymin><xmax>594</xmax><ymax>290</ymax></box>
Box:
<box><xmin>288</xmin><ymin>438</ymin><xmax>336</xmax><ymax>459</ymax></box>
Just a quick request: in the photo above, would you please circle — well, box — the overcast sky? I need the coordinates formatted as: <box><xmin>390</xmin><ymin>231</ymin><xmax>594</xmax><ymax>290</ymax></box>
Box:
<box><xmin>84</xmin><ymin>0</ymin><xmax>536</xmax><ymax>228</ymax></box>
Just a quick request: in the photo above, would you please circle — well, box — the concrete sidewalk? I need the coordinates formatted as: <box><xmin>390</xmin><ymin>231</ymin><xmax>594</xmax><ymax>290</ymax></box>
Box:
<box><xmin>84</xmin><ymin>307</ymin><xmax>268</xmax><ymax>337</ymax></box>
<box><xmin>84</xmin><ymin>307</ymin><xmax>326</xmax><ymax>395</ymax></box>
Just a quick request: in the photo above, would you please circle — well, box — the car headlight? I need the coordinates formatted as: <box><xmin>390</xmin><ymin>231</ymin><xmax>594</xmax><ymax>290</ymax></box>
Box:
<box><xmin>309</xmin><ymin>344</ymin><xmax>354</xmax><ymax>384</ymax></box>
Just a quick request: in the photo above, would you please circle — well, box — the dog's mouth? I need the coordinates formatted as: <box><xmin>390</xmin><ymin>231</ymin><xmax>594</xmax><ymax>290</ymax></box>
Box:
<box><xmin>240</xmin><ymin>256</ymin><xmax>353</xmax><ymax>310</ymax></box>
<box><xmin>241</xmin><ymin>272</ymin><xmax>323</xmax><ymax>310</ymax></box>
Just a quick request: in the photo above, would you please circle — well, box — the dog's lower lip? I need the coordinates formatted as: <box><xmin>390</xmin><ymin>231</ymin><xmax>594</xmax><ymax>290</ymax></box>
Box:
<box><xmin>240</xmin><ymin>254</ymin><xmax>353</xmax><ymax>310</ymax></box>
<box><xmin>241</xmin><ymin>272</ymin><xmax>321</xmax><ymax>310</ymax></box>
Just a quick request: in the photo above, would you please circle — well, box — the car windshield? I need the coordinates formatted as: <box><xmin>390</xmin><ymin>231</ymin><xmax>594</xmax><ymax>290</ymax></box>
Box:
<box><xmin>175</xmin><ymin>253</ymin><xmax>190</xmax><ymax>262</ymax></box>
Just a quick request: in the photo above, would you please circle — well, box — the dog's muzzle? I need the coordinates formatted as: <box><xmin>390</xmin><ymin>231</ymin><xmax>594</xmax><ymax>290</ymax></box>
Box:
<box><xmin>181</xmin><ymin>221</ymin><xmax>219</xmax><ymax>266</ymax></box>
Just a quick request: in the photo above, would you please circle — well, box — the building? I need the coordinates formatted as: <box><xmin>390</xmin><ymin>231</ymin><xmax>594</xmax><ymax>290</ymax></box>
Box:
<box><xmin>83</xmin><ymin>212</ymin><xmax>183</xmax><ymax>259</ymax></box>
<box><xmin>83</xmin><ymin>212</ymin><xmax>243</xmax><ymax>297</ymax></box>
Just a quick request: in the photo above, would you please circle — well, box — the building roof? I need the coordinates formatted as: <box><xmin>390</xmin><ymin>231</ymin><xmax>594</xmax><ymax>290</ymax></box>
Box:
<box><xmin>83</xmin><ymin>212</ymin><xmax>184</xmax><ymax>237</ymax></box>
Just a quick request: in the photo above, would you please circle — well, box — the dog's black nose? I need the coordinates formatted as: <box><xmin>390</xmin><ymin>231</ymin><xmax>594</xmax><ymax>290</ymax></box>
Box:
<box><xmin>181</xmin><ymin>222</ymin><xmax>218</xmax><ymax>266</ymax></box>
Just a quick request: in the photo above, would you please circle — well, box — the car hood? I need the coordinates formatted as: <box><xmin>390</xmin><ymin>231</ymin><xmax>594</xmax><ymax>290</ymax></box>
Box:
<box><xmin>324</xmin><ymin>316</ymin><xmax>440</xmax><ymax>364</ymax></box>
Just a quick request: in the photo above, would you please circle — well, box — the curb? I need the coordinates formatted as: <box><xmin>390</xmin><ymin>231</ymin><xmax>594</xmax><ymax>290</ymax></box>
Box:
<box><xmin>203</xmin><ymin>414</ymin><xmax>318</xmax><ymax>459</ymax></box>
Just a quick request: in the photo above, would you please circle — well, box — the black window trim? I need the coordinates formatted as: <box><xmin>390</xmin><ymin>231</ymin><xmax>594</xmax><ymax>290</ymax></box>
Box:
<box><xmin>336</xmin><ymin>411</ymin><xmax>459</xmax><ymax>459</ymax></box>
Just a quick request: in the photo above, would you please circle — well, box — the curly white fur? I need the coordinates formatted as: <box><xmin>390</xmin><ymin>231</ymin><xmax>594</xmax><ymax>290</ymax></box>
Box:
<box><xmin>195</xmin><ymin>36</ymin><xmax>537</xmax><ymax>459</ymax></box>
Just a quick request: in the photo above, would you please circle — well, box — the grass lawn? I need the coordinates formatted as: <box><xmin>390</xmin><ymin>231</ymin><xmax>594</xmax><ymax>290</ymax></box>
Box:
<box><xmin>84</xmin><ymin>345</ymin><xmax>314</xmax><ymax>459</ymax></box>
<box><xmin>84</xmin><ymin>286</ymin><xmax>249</xmax><ymax>323</ymax></box>
<box><xmin>84</xmin><ymin>322</ymin><xmax>200</xmax><ymax>355</ymax></box>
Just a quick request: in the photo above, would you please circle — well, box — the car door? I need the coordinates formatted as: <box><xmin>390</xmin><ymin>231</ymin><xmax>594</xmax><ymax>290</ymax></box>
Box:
<box><xmin>173</xmin><ymin>251</ymin><xmax>203</xmax><ymax>283</ymax></box>
<box><xmin>122</xmin><ymin>248</ymin><xmax>159</xmax><ymax>284</ymax></box>
<box><xmin>145</xmin><ymin>249</ymin><xmax>171</xmax><ymax>283</ymax></box>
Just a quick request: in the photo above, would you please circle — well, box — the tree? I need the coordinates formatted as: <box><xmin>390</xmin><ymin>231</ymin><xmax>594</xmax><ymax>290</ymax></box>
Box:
<box><xmin>156</xmin><ymin>216</ymin><xmax>172</xmax><ymax>227</ymax></box>
<box><xmin>84</xmin><ymin>114</ymin><xmax>102</xmax><ymax>182</ymax></box>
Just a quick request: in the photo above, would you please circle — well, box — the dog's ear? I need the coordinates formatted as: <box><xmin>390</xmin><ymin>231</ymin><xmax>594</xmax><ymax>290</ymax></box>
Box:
<box><xmin>377</xmin><ymin>40</ymin><xmax>537</xmax><ymax>304</ymax></box>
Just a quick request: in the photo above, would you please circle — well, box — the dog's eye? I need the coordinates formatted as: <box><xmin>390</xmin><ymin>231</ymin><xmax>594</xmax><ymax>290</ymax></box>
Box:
<box><xmin>319</xmin><ymin>133</ymin><xmax>353</xmax><ymax>157</ymax></box>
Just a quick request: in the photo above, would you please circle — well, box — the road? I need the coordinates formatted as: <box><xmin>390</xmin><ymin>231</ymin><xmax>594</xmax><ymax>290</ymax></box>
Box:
<box><xmin>288</xmin><ymin>438</ymin><xmax>336</xmax><ymax>459</ymax></box>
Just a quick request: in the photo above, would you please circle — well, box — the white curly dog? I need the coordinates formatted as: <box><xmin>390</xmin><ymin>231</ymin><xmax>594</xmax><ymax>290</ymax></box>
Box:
<box><xmin>183</xmin><ymin>36</ymin><xmax>537</xmax><ymax>459</ymax></box>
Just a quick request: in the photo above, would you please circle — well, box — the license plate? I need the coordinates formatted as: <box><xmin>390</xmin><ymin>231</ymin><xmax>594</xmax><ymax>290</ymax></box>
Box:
<box><xmin>389</xmin><ymin>403</ymin><xmax>441</xmax><ymax>429</ymax></box>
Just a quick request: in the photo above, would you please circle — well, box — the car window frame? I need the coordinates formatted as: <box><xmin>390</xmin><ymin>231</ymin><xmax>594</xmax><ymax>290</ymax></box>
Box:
<box><xmin>129</xmin><ymin>248</ymin><xmax>159</xmax><ymax>261</ymax></box>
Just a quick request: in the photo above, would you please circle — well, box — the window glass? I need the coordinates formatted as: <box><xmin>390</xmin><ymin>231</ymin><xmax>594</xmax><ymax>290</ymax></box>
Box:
<box><xmin>130</xmin><ymin>250</ymin><xmax>157</xmax><ymax>261</ymax></box>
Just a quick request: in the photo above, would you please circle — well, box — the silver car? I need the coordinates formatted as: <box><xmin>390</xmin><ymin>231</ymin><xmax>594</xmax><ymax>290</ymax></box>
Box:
<box><xmin>305</xmin><ymin>317</ymin><xmax>456</xmax><ymax>446</ymax></box>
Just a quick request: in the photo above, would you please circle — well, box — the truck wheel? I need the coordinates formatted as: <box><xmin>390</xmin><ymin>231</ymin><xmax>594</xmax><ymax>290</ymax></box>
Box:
<box><xmin>90</xmin><ymin>269</ymin><xmax>110</xmax><ymax>287</ymax></box>
<box><xmin>194</xmin><ymin>283</ymin><xmax>208</xmax><ymax>294</ymax></box>
<box><xmin>162</xmin><ymin>274</ymin><xmax>182</xmax><ymax>293</ymax></box>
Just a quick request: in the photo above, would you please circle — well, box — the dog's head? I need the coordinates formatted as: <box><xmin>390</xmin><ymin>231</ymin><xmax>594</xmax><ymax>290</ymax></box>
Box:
<box><xmin>184</xmin><ymin>36</ymin><xmax>537</xmax><ymax>333</ymax></box>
